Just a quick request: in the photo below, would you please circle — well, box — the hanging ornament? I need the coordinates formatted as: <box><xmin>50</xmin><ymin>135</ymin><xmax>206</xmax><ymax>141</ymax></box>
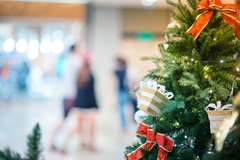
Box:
<box><xmin>163</xmin><ymin>43</ymin><xmax>169</xmax><ymax>50</ymax></box>
<box><xmin>125</xmin><ymin>123</ymin><xmax>174</xmax><ymax>160</ymax></box>
<box><xmin>163</xmin><ymin>35</ymin><xmax>169</xmax><ymax>50</ymax></box>
<box><xmin>186</xmin><ymin>0</ymin><xmax>240</xmax><ymax>39</ymax></box>
<box><xmin>134</xmin><ymin>110</ymin><xmax>148</xmax><ymax>124</ymax></box>
<box><xmin>205</xmin><ymin>101</ymin><xmax>234</xmax><ymax>133</ymax></box>
<box><xmin>137</xmin><ymin>79</ymin><xmax>174</xmax><ymax>116</ymax></box>
<box><xmin>166</xmin><ymin>22</ymin><xmax>178</xmax><ymax>29</ymax></box>
<box><xmin>215</xmin><ymin>92</ymin><xmax>240</xmax><ymax>151</ymax></box>
<box><xmin>166</xmin><ymin>21</ymin><xmax>181</xmax><ymax>41</ymax></box>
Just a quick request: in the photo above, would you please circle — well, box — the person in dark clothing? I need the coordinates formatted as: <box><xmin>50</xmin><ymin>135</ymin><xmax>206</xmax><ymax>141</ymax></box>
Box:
<box><xmin>114</xmin><ymin>57</ymin><xmax>130</xmax><ymax>131</ymax></box>
<box><xmin>62</xmin><ymin>44</ymin><xmax>82</xmax><ymax>118</ymax></box>
<box><xmin>50</xmin><ymin>44</ymin><xmax>82</xmax><ymax>151</ymax></box>
<box><xmin>74</xmin><ymin>67</ymin><xmax>98</xmax><ymax>109</ymax></box>
<box><xmin>17</xmin><ymin>61</ymin><xmax>30</xmax><ymax>93</ymax></box>
<box><xmin>60</xmin><ymin>56</ymin><xmax>98</xmax><ymax>153</ymax></box>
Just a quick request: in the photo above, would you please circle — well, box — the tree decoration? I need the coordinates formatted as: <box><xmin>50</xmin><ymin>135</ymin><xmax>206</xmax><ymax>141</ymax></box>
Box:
<box><xmin>125</xmin><ymin>123</ymin><xmax>174</xmax><ymax>160</ymax></box>
<box><xmin>203</xmin><ymin>92</ymin><xmax>240</xmax><ymax>160</ymax></box>
<box><xmin>205</xmin><ymin>101</ymin><xmax>234</xmax><ymax>133</ymax></box>
<box><xmin>137</xmin><ymin>79</ymin><xmax>174</xmax><ymax>116</ymax></box>
<box><xmin>134</xmin><ymin>110</ymin><xmax>148</xmax><ymax>124</ymax></box>
<box><xmin>186</xmin><ymin>0</ymin><xmax>240</xmax><ymax>39</ymax></box>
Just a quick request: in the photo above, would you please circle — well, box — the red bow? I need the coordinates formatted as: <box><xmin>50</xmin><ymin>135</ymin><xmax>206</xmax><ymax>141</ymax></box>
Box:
<box><xmin>125</xmin><ymin>123</ymin><xmax>174</xmax><ymax>160</ymax></box>
<box><xmin>186</xmin><ymin>0</ymin><xmax>240</xmax><ymax>39</ymax></box>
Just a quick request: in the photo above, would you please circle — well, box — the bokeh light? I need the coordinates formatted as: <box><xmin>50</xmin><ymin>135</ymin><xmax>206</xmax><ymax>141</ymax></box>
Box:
<box><xmin>3</xmin><ymin>38</ymin><xmax>15</xmax><ymax>53</ymax></box>
<box><xmin>27</xmin><ymin>39</ymin><xmax>39</xmax><ymax>60</ymax></box>
<box><xmin>40</xmin><ymin>39</ymin><xmax>52</xmax><ymax>54</ymax></box>
<box><xmin>16</xmin><ymin>38</ymin><xmax>28</xmax><ymax>53</ymax></box>
<box><xmin>52</xmin><ymin>39</ymin><xmax>64</xmax><ymax>54</ymax></box>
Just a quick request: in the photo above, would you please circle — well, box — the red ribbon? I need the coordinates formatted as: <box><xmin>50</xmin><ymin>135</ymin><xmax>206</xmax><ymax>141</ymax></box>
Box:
<box><xmin>125</xmin><ymin>123</ymin><xmax>174</xmax><ymax>160</ymax></box>
<box><xmin>186</xmin><ymin>0</ymin><xmax>240</xmax><ymax>39</ymax></box>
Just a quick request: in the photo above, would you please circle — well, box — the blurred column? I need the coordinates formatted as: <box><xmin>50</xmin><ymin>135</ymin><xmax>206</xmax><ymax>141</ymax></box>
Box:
<box><xmin>86</xmin><ymin>5</ymin><xmax>122</xmax><ymax>108</ymax></box>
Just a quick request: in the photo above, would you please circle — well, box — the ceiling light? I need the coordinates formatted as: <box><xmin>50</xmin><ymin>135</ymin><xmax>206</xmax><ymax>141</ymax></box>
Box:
<box><xmin>141</xmin><ymin>0</ymin><xmax>157</xmax><ymax>6</ymax></box>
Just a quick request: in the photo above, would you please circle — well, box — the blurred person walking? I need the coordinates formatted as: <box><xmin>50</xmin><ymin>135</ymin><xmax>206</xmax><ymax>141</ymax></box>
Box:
<box><xmin>62</xmin><ymin>44</ymin><xmax>83</xmax><ymax>118</ymax></box>
<box><xmin>50</xmin><ymin>44</ymin><xmax>82</xmax><ymax>149</ymax></box>
<box><xmin>60</xmin><ymin>54</ymin><xmax>99</xmax><ymax>153</ymax></box>
<box><xmin>17</xmin><ymin>61</ymin><xmax>30</xmax><ymax>93</ymax></box>
<box><xmin>114</xmin><ymin>57</ymin><xmax>130</xmax><ymax>131</ymax></box>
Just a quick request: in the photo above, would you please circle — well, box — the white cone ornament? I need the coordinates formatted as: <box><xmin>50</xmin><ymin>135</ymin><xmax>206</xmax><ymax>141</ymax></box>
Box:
<box><xmin>163</xmin><ymin>22</ymin><xmax>178</xmax><ymax>51</ymax></box>
<box><xmin>166</xmin><ymin>22</ymin><xmax>178</xmax><ymax>29</ymax></box>
<box><xmin>163</xmin><ymin>35</ymin><xmax>169</xmax><ymax>50</ymax></box>
<box><xmin>134</xmin><ymin>110</ymin><xmax>148</xmax><ymax>124</ymax></box>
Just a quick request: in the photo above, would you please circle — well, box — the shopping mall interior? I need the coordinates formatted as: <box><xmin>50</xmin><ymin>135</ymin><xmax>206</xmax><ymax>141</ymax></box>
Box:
<box><xmin>0</xmin><ymin>0</ymin><xmax>238</xmax><ymax>160</ymax></box>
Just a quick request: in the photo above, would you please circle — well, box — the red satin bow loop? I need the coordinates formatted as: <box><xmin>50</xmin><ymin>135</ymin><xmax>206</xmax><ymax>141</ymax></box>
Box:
<box><xmin>186</xmin><ymin>0</ymin><xmax>240</xmax><ymax>39</ymax></box>
<box><xmin>125</xmin><ymin>123</ymin><xmax>174</xmax><ymax>160</ymax></box>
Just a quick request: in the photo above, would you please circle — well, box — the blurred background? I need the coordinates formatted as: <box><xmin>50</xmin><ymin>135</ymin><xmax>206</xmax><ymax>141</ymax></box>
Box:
<box><xmin>0</xmin><ymin>0</ymin><xmax>235</xmax><ymax>159</ymax></box>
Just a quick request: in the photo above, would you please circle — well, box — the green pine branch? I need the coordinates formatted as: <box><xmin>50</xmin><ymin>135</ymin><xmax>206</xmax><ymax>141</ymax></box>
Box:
<box><xmin>166</xmin><ymin>0</ymin><xmax>197</xmax><ymax>28</ymax></box>
<box><xmin>0</xmin><ymin>149</ymin><xmax>22</xmax><ymax>160</ymax></box>
<box><xmin>186</xmin><ymin>0</ymin><xmax>197</xmax><ymax>9</ymax></box>
<box><xmin>178</xmin><ymin>72</ymin><xmax>200</xmax><ymax>89</ymax></box>
<box><xmin>209</xmin><ymin>80</ymin><xmax>231</xmax><ymax>101</ymax></box>
<box><xmin>25</xmin><ymin>124</ymin><xmax>42</xmax><ymax>160</ymax></box>
<box><xmin>0</xmin><ymin>124</ymin><xmax>42</xmax><ymax>160</ymax></box>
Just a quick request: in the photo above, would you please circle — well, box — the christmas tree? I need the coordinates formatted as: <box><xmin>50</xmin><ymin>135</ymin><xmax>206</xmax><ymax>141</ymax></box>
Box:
<box><xmin>125</xmin><ymin>0</ymin><xmax>240</xmax><ymax>159</ymax></box>
<box><xmin>0</xmin><ymin>124</ymin><xmax>42</xmax><ymax>160</ymax></box>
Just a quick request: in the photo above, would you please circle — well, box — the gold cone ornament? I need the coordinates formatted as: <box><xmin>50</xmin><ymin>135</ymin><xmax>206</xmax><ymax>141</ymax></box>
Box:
<box><xmin>205</xmin><ymin>101</ymin><xmax>234</xmax><ymax>133</ymax></box>
<box><xmin>214</xmin><ymin>91</ymin><xmax>240</xmax><ymax>151</ymax></box>
<box><xmin>137</xmin><ymin>79</ymin><xmax>174</xmax><ymax>116</ymax></box>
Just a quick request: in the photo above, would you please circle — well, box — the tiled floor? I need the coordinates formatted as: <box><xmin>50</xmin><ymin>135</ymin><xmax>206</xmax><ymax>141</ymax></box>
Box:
<box><xmin>0</xmin><ymin>98</ymin><xmax>137</xmax><ymax>160</ymax></box>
